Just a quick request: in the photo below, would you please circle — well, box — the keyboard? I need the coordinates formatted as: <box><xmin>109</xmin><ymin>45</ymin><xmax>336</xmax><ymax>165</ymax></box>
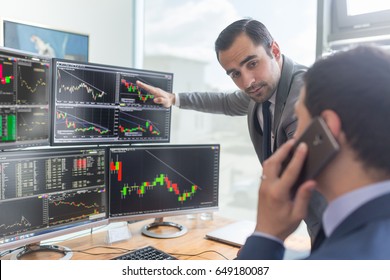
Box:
<box><xmin>111</xmin><ymin>246</ymin><xmax>177</xmax><ymax>260</ymax></box>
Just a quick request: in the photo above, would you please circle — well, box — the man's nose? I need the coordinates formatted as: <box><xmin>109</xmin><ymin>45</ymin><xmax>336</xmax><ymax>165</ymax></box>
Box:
<box><xmin>242</xmin><ymin>71</ymin><xmax>255</xmax><ymax>90</ymax></box>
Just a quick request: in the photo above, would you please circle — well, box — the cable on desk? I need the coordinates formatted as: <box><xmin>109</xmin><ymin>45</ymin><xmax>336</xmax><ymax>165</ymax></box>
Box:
<box><xmin>63</xmin><ymin>245</ymin><xmax>134</xmax><ymax>256</ymax></box>
<box><xmin>170</xmin><ymin>250</ymin><xmax>230</xmax><ymax>260</ymax></box>
<box><xmin>65</xmin><ymin>246</ymin><xmax>230</xmax><ymax>260</ymax></box>
<box><xmin>2</xmin><ymin>244</ymin><xmax>231</xmax><ymax>260</ymax></box>
<box><xmin>0</xmin><ymin>248</ymin><xmax>19</xmax><ymax>258</ymax></box>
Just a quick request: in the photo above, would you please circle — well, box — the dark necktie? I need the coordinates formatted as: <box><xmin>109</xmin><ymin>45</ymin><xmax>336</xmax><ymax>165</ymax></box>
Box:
<box><xmin>311</xmin><ymin>226</ymin><xmax>325</xmax><ymax>252</ymax></box>
<box><xmin>262</xmin><ymin>101</ymin><xmax>272</xmax><ymax>161</ymax></box>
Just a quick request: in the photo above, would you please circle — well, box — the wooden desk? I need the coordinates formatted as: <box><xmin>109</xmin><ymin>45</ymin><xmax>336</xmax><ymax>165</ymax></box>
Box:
<box><xmin>3</xmin><ymin>215</ymin><xmax>240</xmax><ymax>260</ymax></box>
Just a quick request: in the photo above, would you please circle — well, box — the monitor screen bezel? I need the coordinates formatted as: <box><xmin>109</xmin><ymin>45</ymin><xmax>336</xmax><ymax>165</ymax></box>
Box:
<box><xmin>0</xmin><ymin>46</ymin><xmax>52</xmax><ymax>150</ymax></box>
<box><xmin>50</xmin><ymin>58</ymin><xmax>173</xmax><ymax>146</ymax></box>
<box><xmin>0</xmin><ymin>147</ymin><xmax>109</xmax><ymax>252</ymax></box>
<box><xmin>107</xmin><ymin>144</ymin><xmax>220</xmax><ymax>223</ymax></box>
<box><xmin>1</xmin><ymin>18</ymin><xmax>89</xmax><ymax>62</ymax></box>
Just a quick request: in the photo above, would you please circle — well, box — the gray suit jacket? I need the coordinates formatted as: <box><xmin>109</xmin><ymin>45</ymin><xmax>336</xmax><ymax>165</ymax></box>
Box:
<box><xmin>237</xmin><ymin>193</ymin><xmax>390</xmax><ymax>260</ymax></box>
<box><xmin>178</xmin><ymin>55</ymin><xmax>305</xmax><ymax>162</ymax></box>
<box><xmin>178</xmin><ymin>55</ymin><xmax>326</xmax><ymax>240</ymax></box>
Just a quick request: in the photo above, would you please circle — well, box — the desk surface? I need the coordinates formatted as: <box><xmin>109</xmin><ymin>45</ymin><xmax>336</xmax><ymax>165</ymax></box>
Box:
<box><xmin>3</xmin><ymin>215</ymin><xmax>241</xmax><ymax>260</ymax></box>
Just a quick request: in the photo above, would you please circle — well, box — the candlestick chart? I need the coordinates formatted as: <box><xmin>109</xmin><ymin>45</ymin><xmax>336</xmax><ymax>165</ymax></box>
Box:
<box><xmin>119</xmin><ymin>73</ymin><xmax>172</xmax><ymax>106</ymax></box>
<box><xmin>55</xmin><ymin>106</ymin><xmax>117</xmax><ymax>139</ymax></box>
<box><xmin>118</xmin><ymin>107</ymin><xmax>170</xmax><ymax>141</ymax></box>
<box><xmin>0</xmin><ymin>60</ymin><xmax>15</xmax><ymax>104</ymax></box>
<box><xmin>0</xmin><ymin>148</ymin><xmax>108</xmax><ymax>243</ymax></box>
<box><xmin>120</xmin><ymin>77</ymin><xmax>154</xmax><ymax>105</ymax></box>
<box><xmin>0</xmin><ymin>61</ymin><xmax>14</xmax><ymax>86</ymax></box>
<box><xmin>109</xmin><ymin>145</ymin><xmax>219</xmax><ymax>218</ymax></box>
<box><xmin>0</xmin><ymin>51</ymin><xmax>51</xmax><ymax>148</ymax></box>
<box><xmin>52</xmin><ymin>60</ymin><xmax>173</xmax><ymax>145</ymax></box>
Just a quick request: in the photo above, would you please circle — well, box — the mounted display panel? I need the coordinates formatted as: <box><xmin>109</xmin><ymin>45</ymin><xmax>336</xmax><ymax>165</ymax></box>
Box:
<box><xmin>1</xmin><ymin>19</ymin><xmax>89</xmax><ymax>62</ymax></box>
<box><xmin>0</xmin><ymin>147</ymin><xmax>108</xmax><ymax>259</ymax></box>
<box><xmin>108</xmin><ymin>144</ymin><xmax>220</xmax><ymax>238</ymax></box>
<box><xmin>51</xmin><ymin>59</ymin><xmax>173</xmax><ymax>146</ymax></box>
<box><xmin>0</xmin><ymin>47</ymin><xmax>51</xmax><ymax>150</ymax></box>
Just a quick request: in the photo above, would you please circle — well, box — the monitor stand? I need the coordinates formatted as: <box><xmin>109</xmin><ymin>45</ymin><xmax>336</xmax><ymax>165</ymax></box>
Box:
<box><xmin>10</xmin><ymin>243</ymin><xmax>73</xmax><ymax>260</ymax></box>
<box><xmin>141</xmin><ymin>217</ymin><xmax>188</xmax><ymax>238</ymax></box>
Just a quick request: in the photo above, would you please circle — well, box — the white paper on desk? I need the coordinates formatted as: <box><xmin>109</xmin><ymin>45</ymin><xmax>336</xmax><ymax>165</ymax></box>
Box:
<box><xmin>106</xmin><ymin>226</ymin><xmax>132</xmax><ymax>244</ymax></box>
<box><xmin>205</xmin><ymin>220</ymin><xmax>255</xmax><ymax>247</ymax></box>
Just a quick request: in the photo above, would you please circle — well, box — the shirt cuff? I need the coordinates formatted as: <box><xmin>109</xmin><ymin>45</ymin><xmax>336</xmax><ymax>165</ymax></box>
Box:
<box><xmin>174</xmin><ymin>93</ymin><xmax>179</xmax><ymax>107</ymax></box>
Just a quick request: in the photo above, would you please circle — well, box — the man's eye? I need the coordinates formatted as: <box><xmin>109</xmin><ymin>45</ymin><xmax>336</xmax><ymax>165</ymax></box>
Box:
<box><xmin>230</xmin><ymin>72</ymin><xmax>240</xmax><ymax>79</ymax></box>
<box><xmin>248</xmin><ymin>61</ymin><xmax>258</xmax><ymax>68</ymax></box>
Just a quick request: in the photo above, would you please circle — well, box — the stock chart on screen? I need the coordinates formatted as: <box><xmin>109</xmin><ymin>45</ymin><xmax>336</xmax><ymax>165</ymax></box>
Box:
<box><xmin>51</xmin><ymin>59</ymin><xmax>173</xmax><ymax>145</ymax></box>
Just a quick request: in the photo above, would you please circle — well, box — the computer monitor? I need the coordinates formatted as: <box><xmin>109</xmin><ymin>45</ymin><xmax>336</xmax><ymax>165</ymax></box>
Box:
<box><xmin>108</xmin><ymin>144</ymin><xmax>220</xmax><ymax>238</ymax></box>
<box><xmin>0</xmin><ymin>47</ymin><xmax>51</xmax><ymax>150</ymax></box>
<box><xmin>51</xmin><ymin>59</ymin><xmax>173</xmax><ymax>146</ymax></box>
<box><xmin>0</xmin><ymin>147</ymin><xmax>108</xmax><ymax>259</ymax></box>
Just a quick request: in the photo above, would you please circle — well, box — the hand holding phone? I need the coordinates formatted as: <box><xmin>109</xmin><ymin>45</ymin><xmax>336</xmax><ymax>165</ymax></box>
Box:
<box><xmin>281</xmin><ymin>117</ymin><xmax>340</xmax><ymax>198</ymax></box>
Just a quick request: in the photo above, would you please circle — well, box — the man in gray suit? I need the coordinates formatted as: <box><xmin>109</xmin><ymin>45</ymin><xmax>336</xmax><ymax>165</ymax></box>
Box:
<box><xmin>137</xmin><ymin>19</ymin><xmax>324</xmax><ymax>241</ymax></box>
<box><xmin>237</xmin><ymin>45</ymin><xmax>390</xmax><ymax>260</ymax></box>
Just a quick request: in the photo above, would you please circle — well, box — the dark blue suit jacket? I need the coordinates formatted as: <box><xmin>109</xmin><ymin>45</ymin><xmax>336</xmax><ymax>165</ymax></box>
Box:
<box><xmin>237</xmin><ymin>193</ymin><xmax>390</xmax><ymax>260</ymax></box>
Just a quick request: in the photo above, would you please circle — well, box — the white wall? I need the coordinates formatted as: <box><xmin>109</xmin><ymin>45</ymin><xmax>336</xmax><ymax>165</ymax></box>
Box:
<box><xmin>0</xmin><ymin>0</ymin><xmax>134</xmax><ymax>67</ymax></box>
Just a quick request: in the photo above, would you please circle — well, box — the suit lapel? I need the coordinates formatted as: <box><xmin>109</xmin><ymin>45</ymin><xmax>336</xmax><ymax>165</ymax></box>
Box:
<box><xmin>273</xmin><ymin>55</ymin><xmax>294</xmax><ymax>137</ymax></box>
<box><xmin>249</xmin><ymin>55</ymin><xmax>295</xmax><ymax>138</ymax></box>
<box><xmin>248</xmin><ymin>101</ymin><xmax>265</xmax><ymax>162</ymax></box>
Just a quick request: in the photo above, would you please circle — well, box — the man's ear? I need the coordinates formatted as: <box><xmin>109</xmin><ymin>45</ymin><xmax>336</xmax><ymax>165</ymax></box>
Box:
<box><xmin>271</xmin><ymin>41</ymin><xmax>281</xmax><ymax>60</ymax></box>
<box><xmin>321</xmin><ymin>110</ymin><xmax>341</xmax><ymax>138</ymax></box>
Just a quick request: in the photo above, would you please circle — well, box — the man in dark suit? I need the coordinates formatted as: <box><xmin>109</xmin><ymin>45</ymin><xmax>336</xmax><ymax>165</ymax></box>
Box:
<box><xmin>137</xmin><ymin>19</ymin><xmax>325</xmax><ymax>241</ymax></box>
<box><xmin>237</xmin><ymin>45</ymin><xmax>390</xmax><ymax>260</ymax></box>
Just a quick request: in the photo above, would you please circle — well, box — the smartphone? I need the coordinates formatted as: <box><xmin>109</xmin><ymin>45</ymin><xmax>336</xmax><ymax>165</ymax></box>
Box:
<box><xmin>281</xmin><ymin>116</ymin><xmax>340</xmax><ymax>198</ymax></box>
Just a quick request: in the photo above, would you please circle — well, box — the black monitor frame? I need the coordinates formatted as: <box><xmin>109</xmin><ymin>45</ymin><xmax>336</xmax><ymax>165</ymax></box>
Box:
<box><xmin>0</xmin><ymin>46</ymin><xmax>51</xmax><ymax>150</ymax></box>
<box><xmin>50</xmin><ymin>58</ymin><xmax>173</xmax><ymax>146</ymax></box>
<box><xmin>108</xmin><ymin>144</ymin><xmax>220</xmax><ymax>238</ymax></box>
<box><xmin>0</xmin><ymin>147</ymin><xmax>108</xmax><ymax>255</ymax></box>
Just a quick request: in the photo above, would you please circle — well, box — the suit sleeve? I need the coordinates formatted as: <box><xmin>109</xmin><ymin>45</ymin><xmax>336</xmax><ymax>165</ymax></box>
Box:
<box><xmin>236</xmin><ymin>235</ymin><xmax>285</xmax><ymax>260</ymax></box>
<box><xmin>178</xmin><ymin>90</ymin><xmax>250</xmax><ymax>116</ymax></box>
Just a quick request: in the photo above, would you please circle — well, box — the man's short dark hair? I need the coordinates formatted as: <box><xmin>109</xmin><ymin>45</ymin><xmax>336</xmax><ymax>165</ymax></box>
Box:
<box><xmin>304</xmin><ymin>45</ymin><xmax>390</xmax><ymax>173</ymax></box>
<box><xmin>215</xmin><ymin>19</ymin><xmax>274</xmax><ymax>60</ymax></box>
